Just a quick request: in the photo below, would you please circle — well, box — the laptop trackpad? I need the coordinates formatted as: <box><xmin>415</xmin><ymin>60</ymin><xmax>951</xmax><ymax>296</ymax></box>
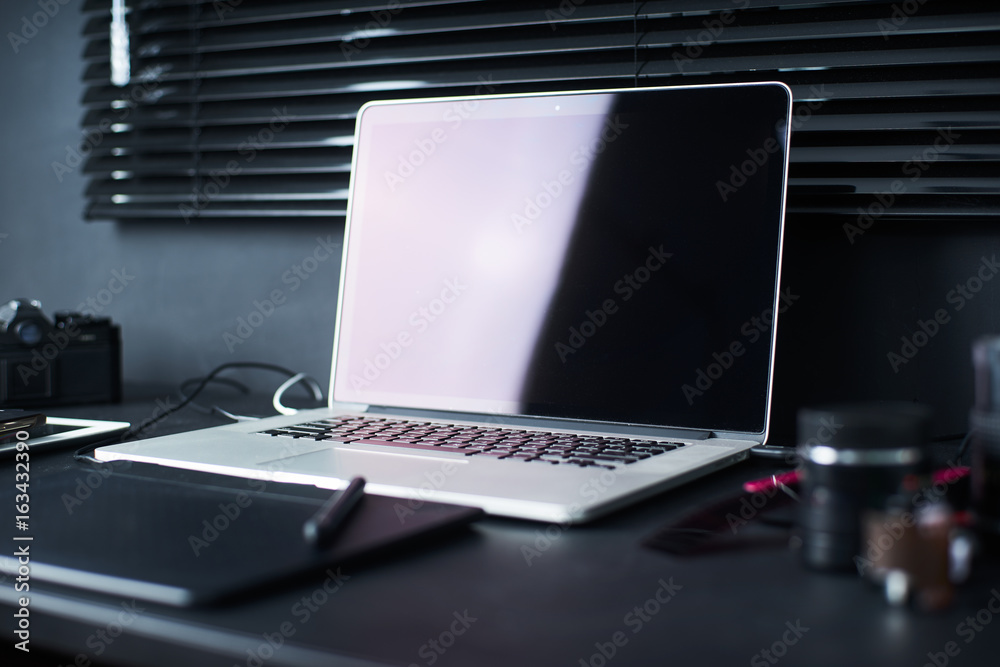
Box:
<box><xmin>266</xmin><ymin>446</ymin><xmax>471</xmax><ymax>488</ymax></box>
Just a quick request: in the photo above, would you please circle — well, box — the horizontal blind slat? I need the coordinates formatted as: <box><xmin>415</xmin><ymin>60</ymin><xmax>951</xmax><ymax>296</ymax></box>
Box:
<box><xmin>78</xmin><ymin>1</ymin><xmax>1000</xmax><ymax>223</ymax></box>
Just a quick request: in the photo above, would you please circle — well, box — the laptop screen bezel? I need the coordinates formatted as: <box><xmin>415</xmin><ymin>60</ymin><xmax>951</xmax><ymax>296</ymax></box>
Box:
<box><xmin>329</xmin><ymin>82</ymin><xmax>792</xmax><ymax>443</ymax></box>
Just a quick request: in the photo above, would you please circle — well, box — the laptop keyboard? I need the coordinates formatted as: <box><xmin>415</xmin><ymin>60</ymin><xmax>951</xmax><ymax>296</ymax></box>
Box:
<box><xmin>257</xmin><ymin>415</ymin><xmax>687</xmax><ymax>469</ymax></box>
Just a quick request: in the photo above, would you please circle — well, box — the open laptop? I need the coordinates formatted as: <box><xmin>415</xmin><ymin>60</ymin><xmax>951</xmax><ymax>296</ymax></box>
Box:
<box><xmin>97</xmin><ymin>82</ymin><xmax>793</xmax><ymax>523</ymax></box>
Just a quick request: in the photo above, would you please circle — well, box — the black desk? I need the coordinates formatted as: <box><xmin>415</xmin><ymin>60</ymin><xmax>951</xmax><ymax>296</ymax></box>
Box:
<box><xmin>3</xmin><ymin>387</ymin><xmax>1000</xmax><ymax>666</ymax></box>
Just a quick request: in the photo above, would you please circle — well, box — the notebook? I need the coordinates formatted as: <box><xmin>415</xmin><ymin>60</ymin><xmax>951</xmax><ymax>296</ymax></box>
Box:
<box><xmin>96</xmin><ymin>82</ymin><xmax>793</xmax><ymax>523</ymax></box>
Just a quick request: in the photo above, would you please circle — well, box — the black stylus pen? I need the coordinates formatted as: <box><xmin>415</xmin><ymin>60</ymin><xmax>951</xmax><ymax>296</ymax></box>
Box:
<box><xmin>303</xmin><ymin>476</ymin><xmax>366</xmax><ymax>547</ymax></box>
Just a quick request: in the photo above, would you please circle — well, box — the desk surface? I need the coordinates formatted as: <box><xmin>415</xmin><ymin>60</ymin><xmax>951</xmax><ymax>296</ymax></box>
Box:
<box><xmin>3</xmin><ymin>387</ymin><xmax>999</xmax><ymax>666</ymax></box>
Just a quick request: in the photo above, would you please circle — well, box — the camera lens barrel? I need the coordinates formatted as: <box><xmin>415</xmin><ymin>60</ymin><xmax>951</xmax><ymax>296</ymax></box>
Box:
<box><xmin>797</xmin><ymin>403</ymin><xmax>930</xmax><ymax>571</ymax></box>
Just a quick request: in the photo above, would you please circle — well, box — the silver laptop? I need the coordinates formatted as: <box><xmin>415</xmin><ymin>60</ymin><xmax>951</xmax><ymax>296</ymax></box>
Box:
<box><xmin>97</xmin><ymin>82</ymin><xmax>792</xmax><ymax>523</ymax></box>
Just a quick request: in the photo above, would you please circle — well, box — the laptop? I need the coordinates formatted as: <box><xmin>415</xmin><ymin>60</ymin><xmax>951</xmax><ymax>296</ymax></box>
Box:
<box><xmin>97</xmin><ymin>82</ymin><xmax>793</xmax><ymax>523</ymax></box>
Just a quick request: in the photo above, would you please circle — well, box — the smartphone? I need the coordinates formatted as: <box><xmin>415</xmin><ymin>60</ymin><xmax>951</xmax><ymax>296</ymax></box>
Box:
<box><xmin>0</xmin><ymin>409</ymin><xmax>46</xmax><ymax>441</ymax></box>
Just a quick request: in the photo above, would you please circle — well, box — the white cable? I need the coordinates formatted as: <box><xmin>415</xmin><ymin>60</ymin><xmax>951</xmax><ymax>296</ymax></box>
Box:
<box><xmin>213</xmin><ymin>406</ymin><xmax>259</xmax><ymax>422</ymax></box>
<box><xmin>272</xmin><ymin>372</ymin><xmax>324</xmax><ymax>415</ymax></box>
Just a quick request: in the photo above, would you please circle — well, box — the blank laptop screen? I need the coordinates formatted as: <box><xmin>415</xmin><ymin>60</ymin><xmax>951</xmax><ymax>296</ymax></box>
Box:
<box><xmin>333</xmin><ymin>83</ymin><xmax>790</xmax><ymax>435</ymax></box>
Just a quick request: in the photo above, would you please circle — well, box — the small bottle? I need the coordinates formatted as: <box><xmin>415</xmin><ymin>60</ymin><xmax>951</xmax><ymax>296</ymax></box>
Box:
<box><xmin>859</xmin><ymin>475</ymin><xmax>954</xmax><ymax>611</ymax></box>
<box><xmin>971</xmin><ymin>337</ymin><xmax>1000</xmax><ymax>551</ymax></box>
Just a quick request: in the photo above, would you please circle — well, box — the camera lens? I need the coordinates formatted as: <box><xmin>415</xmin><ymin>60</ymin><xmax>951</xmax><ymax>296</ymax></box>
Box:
<box><xmin>14</xmin><ymin>321</ymin><xmax>44</xmax><ymax>346</ymax></box>
<box><xmin>797</xmin><ymin>403</ymin><xmax>930</xmax><ymax>571</ymax></box>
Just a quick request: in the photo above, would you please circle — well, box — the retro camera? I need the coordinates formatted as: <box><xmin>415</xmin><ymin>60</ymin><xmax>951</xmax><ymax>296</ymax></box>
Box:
<box><xmin>0</xmin><ymin>299</ymin><xmax>121</xmax><ymax>407</ymax></box>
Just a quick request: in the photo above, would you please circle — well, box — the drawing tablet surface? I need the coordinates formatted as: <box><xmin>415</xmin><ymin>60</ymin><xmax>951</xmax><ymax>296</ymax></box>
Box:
<box><xmin>1</xmin><ymin>467</ymin><xmax>481</xmax><ymax>606</ymax></box>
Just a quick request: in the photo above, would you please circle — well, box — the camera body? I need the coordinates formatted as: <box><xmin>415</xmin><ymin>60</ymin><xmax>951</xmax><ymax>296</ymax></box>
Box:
<box><xmin>0</xmin><ymin>299</ymin><xmax>122</xmax><ymax>407</ymax></box>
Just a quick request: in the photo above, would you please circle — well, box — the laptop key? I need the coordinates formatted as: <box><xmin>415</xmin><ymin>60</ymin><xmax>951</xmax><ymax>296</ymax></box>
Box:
<box><xmin>279</xmin><ymin>415</ymin><xmax>683</xmax><ymax>468</ymax></box>
<box><xmin>270</xmin><ymin>428</ymin><xmax>322</xmax><ymax>438</ymax></box>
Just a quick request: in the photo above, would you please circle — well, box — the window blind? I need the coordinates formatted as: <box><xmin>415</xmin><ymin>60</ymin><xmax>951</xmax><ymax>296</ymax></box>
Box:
<box><xmin>78</xmin><ymin>0</ymin><xmax>1000</xmax><ymax>224</ymax></box>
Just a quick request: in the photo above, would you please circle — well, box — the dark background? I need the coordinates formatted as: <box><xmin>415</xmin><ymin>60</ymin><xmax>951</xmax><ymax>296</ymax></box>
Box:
<box><xmin>1</xmin><ymin>1</ymin><xmax>997</xmax><ymax>445</ymax></box>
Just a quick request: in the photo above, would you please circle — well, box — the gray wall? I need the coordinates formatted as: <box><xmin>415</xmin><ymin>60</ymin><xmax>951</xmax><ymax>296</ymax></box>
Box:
<box><xmin>771</xmin><ymin>219</ymin><xmax>1000</xmax><ymax>442</ymax></box>
<box><xmin>0</xmin><ymin>1</ymin><xmax>339</xmax><ymax>397</ymax></box>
